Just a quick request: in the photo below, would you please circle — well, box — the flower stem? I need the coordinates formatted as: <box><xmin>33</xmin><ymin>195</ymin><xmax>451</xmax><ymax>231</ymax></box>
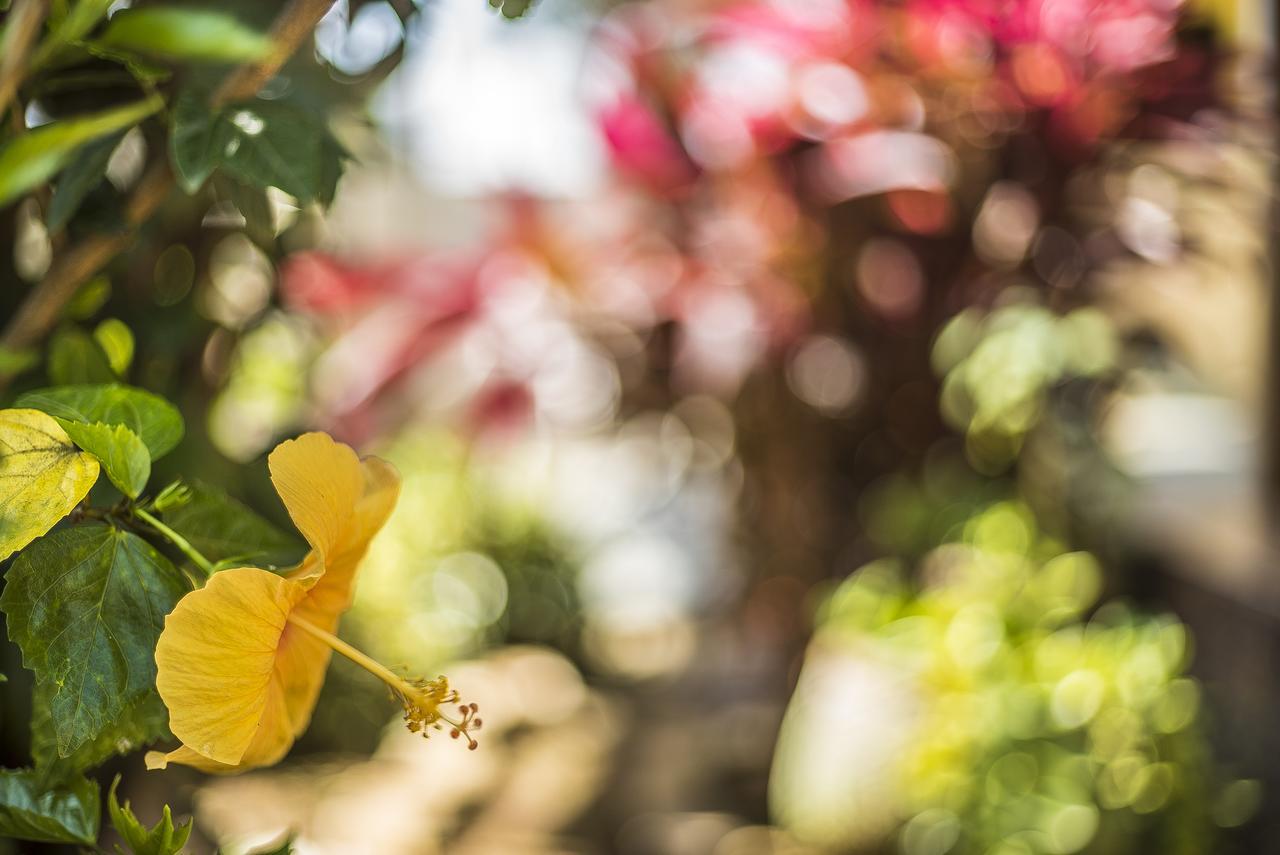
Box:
<box><xmin>286</xmin><ymin>612</ymin><xmax>477</xmax><ymax>742</ymax></box>
<box><xmin>134</xmin><ymin>507</ymin><xmax>216</xmax><ymax>576</ymax></box>
<box><xmin>286</xmin><ymin>612</ymin><xmax>414</xmax><ymax>696</ymax></box>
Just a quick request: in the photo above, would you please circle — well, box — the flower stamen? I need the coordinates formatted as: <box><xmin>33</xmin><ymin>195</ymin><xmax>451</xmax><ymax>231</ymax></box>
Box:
<box><xmin>287</xmin><ymin>613</ymin><xmax>482</xmax><ymax>750</ymax></box>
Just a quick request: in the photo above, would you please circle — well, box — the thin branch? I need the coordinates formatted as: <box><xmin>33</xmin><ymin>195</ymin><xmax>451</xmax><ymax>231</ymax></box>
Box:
<box><xmin>0</xmin><ymin>0</ymin><xmax>48</xmax><ymax>121</ymax></box>
<box><xmin>212</xmin><ymin>0</ymin><xmax>339</xmax><ymax>108</ymax></box>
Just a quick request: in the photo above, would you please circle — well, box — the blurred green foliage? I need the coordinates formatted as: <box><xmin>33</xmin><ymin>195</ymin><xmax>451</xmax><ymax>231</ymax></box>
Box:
<box><xmin>773</xmin><ymin>500</ymin><xmax>1257</xmax><ymax>854</ymax></box>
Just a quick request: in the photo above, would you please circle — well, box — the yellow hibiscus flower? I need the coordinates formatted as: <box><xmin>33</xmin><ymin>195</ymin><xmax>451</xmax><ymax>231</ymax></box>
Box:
<box><xmin>145</xmin><ymin>432</ymin><xmax>480</xmax><ymax>774</ymax></box>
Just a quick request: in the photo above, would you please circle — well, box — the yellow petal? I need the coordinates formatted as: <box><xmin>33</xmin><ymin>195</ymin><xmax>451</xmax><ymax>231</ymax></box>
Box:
<box><xmin>280</xmin><ymin>456</ymin><xmax>400</xmax><ymax>736</ymax></box>
<box><xmin>0</xmin><ymin>409</ymin><xmax>100</xmax><ymax>560</ymax></box>
<box><xmin>268</xmin><ymin>432</ymin><xmax>363</xmax><ymax>567</ymax></box>
<box><xmin>154</xmin><ymin>567</ymin><xmax>307</xmax><ymax>767</ymax></box>
<box><xmin>153</xmin><ymin>436</ymin><xmax>400</xmax><ymax>774</ymax></box>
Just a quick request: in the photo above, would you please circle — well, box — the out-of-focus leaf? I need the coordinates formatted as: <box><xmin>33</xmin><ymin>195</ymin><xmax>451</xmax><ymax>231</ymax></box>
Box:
<box><xmin>0</xmin><ymin>346</ymin><xmax>39</xmax><ymax>377</ymax></box>
<box><xmin>0</xmin><ymin>97</ymin><xmax>161</xmax><ymax>207</ymax></box>
<box><xmin>47</xmin><ymin>132</ymin><xmax>122</xmax><ymax>231</ymax></box>
<box><xmin>30</xmin><ymin>0</ymin><xmax>116</xmax><ymax>70</ymax></box>
<box><xmin>18</xmin><ymin>383</ymin><xmax>185</xmax><ymax>459</ymax></box>
<box><xmin>97</xmin><ymin>8</ymin><xmax>272</xmax><ymax>63</ymax></box>
<box><xmin>248</xmin><ymin>834</ymin><xmax>297</xmax><ymax>855</ymax></box>
<box><xmin>489</xmin><ymin>0</ymin><xmax>536</xmax><ymax>19</ymax></box>
<box><xmin>93</xmin><ymin>317</ymin><xmax>134</xmax><ymax>375</ymax></box>
<box><xmin>221</xmin><ymin>100</ymin><xmax>349</xmax><ymax>204</ymax></box>
<box><xmin>169</xmin><ymin>90</ymin><xmax>347</xmax><ymax>204</ymax></box>
<box><xmin>1</xmin><ymin>524</ymin><xmax>188</xmax><ymax>756</ymax></box>
<box><xmin>169</xmin><ymin>88</ymin><xmax>237</xmax><ymax>193</ymax></box>
<box><xmin>219</xmin><ymin>175</ymin><xmax>275</xmax><ymax>245</ymax></box>
<box><xmin>159</xmin><ymin>480</ymin><xmax>303</xmax><ymax>567</ymax></box>
<box><xmin>0</xmin><ymin>409</ymin><xmax>99</xmax><ymax>561</ymax></box>
<box><xmin>58</xmin><ymin>420</ymin><xmax>149</xmax><ymax>497</ymax></box>
<box><xmin>64</xmin><ymin>276</ymin><xmax>111</xmax><ymax>320</ymax></box>
<box><xmin>32</xmin><ymin>682</ymin><xmax>168</xmax><ymax>784</ymax></box>
<box><xmin>108</xmin><ymin>775</ymin><xmax>192</xmax><ymax>855</ymax></box>
<box><xmin>48</xmin><ymin>327</ymin><xmax>117</xmax><ymax>384</ymax></box>
<box><xmin>0</xmin><ymin>769</ymin><xmax>99</xmax><ymax>844</ymax></box>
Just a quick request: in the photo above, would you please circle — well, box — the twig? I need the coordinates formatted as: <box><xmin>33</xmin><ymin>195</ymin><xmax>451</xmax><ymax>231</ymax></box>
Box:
<box><xmin>0</xmin><ymin>0</ymin><xmax>339</xmax><ymax>389</ymax></box>
<box><xmin>0</xmin><ymin>0</ymin><xmax>48</xmax><ymax>122</ymax></box>
<box><xmin>212</xmin><ymin>0</ymin><xmax>339</xmax><ymax>108</ymax></box>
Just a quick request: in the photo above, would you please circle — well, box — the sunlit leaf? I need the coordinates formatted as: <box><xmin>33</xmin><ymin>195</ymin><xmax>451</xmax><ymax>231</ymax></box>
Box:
<box><xmin>58</xmin><ymin>420</ymin><xmax>149</xmax><ymax>498</ymax></box>
<box><xmin>30</xmin><ymin>0</ymin><xmax>116</xmax><ymax>70</ymax></box>
<box><xmin>0</xmin><ymin>769</ymin><xmax>99</xmax><ymax>844</ymax></box>
<box><xmin>64</xmin><ymin>276</ymin><xmax>111</xmax><ymax>320</ymax></box>
<box><xmin>0</xmin><ymin>409</ymin><xmax>99</xmax><ymax>561</ymax></box>
<box><xmin>97</xmin><ymin>8</ymin><xmax>272</xmax><ymax>63</ymax></box>
<box><xmin>18</xmin><ymin>383</ymin><xmax>185</xmax><ymax>459</ymax></box>
<box><xmin>0</xmin><ymin>97</ymin><xmax>161</xmax><ymax>208</ymax></box>
<box><xmin>1</xmin><ymin>524</ymin><xmax>189</xmax><ymax>756</ymax></box>
<box><xmin>93</xmin><ymin>318</ymin><xmax>135</xmax><ymax>376</ymax></box>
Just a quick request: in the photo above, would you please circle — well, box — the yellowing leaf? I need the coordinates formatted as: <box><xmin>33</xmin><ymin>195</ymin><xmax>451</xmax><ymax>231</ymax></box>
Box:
<box><xmin>0</xmin><ymin>409</ymin><xmax>99</xmax><ymax>560</ymax></box>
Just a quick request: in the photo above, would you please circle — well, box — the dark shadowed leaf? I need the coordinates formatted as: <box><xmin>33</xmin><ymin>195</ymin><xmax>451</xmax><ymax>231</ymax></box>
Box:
<box><xmin>169</xmin><ymin>90</ymin><xmax>347</xmax><ymax>204</ymax></box>
<box><xmin>1</xmin><ymin>524</ymin><xmax>189</xmax><ymax>756</ymax></box>
<box><xmin>47</xmin><ymin>132</ymin><xmax>123</xmax><ymax>232</ymax></box>
<box><xmin>47</xmin><ymin>327</ymin><xmax>118</xmax><ymax>385</ymax></box>
<box><xmin>159</xmin><ymin>480</ymin><xmax>303</xmax><ymax>567</ymax></box>
<box><xmin>0</xmin><ymin>98</ymin><xmax>161</xmax><ymax>208</ymax></box>
<box><xmin>31</xmin><ymin>682</ymin><xmax>169</xmax><ymax>785</ymax></box>
<box><xmin>0</xmin><ymin>769</ymin><xmax>99</xmax><ymax>844</ymax></box>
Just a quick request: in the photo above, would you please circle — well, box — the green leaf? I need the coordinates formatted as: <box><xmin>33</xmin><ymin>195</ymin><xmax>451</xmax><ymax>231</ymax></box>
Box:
<box><xmin>48</xmin><ymin>326</ymin><xmax>118</xmax><ymax>384</ymax></box>
<box><xmin>1</xmin><ymin>524</ymin><xmax>189</xmax><ymax>756</ymax></box>
<box><xmin>64</xmin><ymin>276</ymin><xmax>112</xmax><ymax>320</ymax></box>
<box><xmin>31</xmin><ymin>681</ymin><xmax>168</xmax><ymax>784</ymax></box>
<box><xmin>17</xmin><ymin>383</ymin><xmax>185</xmax><ymax>459</ymax></box>
<box><xmin>221</xmin><ymin>101</ymin><xmax>347</xmax><ymax>204</ymax></box>
<box><xmin>0</xmin><ymin>408</ymin><xmax>100</xmax><ymax>561</ymax></box>
<box><xmin>219</xmin><ymin>175</ymin><xmax>275</xmax><ymax>245</ymax></box>
<box><xmin>169</xmin><ymin>90</ymin><xmax>347</xmax><ymax>203</ymax></box>
<box><xmin>98</xmin><ymin>8</ymin><xmax>272</xmax><ymax>63</ymax></box>
<box><xmin>108</xmin><ymin>775</ymin><xmax>192</xmax><ymax>855</ymax></box>
<box><xmin>58</xmin><ymin>420</ymin><xmax>149</xmax><ymax>498</ymax></box>
<box><xmin>0</xmin><ymin>345</ymin><xmax>39</xmax><ymax>377</ymax></box>
<box><xmin>47</xmin><ymin>131</ymin><xmax>123</xmax><ymax>232</ymax></box>
<box><xmin>30</xmin><ymin>0</ymin><xmax>117</xmax><ymax>70</ymax></box>
<box><xmin>248</xmin><ymin>834</ymin><xmax>297</xmax><ymax>855</ymax></box>
<box><xmin>0</xmin><ymin>97</ymin><xmax>161</xmax><ymax>208</ymax></box>
<box><xmin>0</xmin><ymin>769</ymin><xmax>99</xmax><ymax>844</ymax></box>
<box><xmin>94</xmin><ymin>318</ymin><xmax>135</xmax><ymax>376</ymax></box>
<box><xmin>158</xmin><ymin>480</ymin><xmax>303</xmax><ymax>567</ymax></box>
<box><xmin>489</xmin><ymin>0</ymin><xmax>537</xmax><ymax>19</ymax></box>
<box><xmin>169</xmin><ymin>88</ymin><xmax>238</xmax><ymax>194</ymax></box>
